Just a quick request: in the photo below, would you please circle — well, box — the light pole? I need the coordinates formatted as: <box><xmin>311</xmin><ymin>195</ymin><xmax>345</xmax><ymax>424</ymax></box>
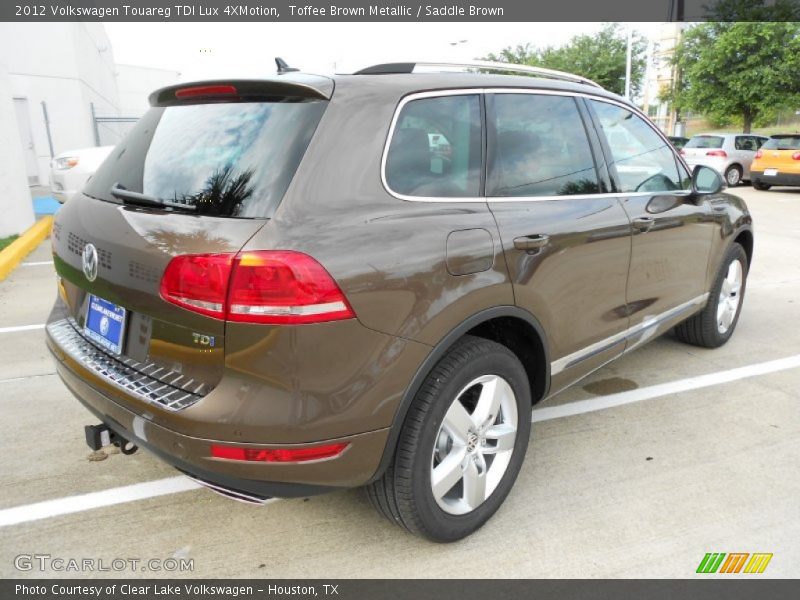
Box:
<box><xmin>624</xmin><ymin>27</ymin><xmax>633</xmax><ymax>100</ymax></box>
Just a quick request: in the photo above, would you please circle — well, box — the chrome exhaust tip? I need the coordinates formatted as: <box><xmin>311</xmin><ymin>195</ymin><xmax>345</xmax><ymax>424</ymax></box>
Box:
<box><xmin>185</xmin><ymin>475</ymin><xmax>272</xmax><ymax>506</ymax></box>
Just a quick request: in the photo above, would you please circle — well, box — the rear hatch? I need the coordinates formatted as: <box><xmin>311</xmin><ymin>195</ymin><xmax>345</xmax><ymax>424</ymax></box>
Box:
<box><xmin>757</xmin><ymin>135</ymin><xmax>800</xmax><ymax>173</ymax></box>
<box><xmin>49</xmin><ymin>77</ymin><xmax>331</xmax><ymax>411</ymax></box>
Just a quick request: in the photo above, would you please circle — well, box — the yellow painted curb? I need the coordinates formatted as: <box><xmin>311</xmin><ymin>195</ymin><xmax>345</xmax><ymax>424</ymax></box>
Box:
<box><xmin>0</xmin><ymin>216</ymin><xmax>53</xmax><ymax>281</ymax></box>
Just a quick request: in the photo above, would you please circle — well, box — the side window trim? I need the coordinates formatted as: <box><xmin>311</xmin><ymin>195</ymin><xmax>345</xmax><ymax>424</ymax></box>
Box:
<box><xmin>380</xmin><ymin>88</ymin><xmax>693</xmax><ymax>203</ymax></box>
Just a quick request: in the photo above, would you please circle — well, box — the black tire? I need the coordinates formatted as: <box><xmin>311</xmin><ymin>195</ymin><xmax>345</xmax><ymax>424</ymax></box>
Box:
<box><xmin>752</xmin><ymin>180</ymin><xmax>771</xmax><ymax>191</ymax></box>
<box><xmin>724</xmin><ymin>165</ymin><xmax>742</xmax><ymax>187</ymax></box>
<box><xmin>674</xmin><ymin>243</ymin><xmax>748</xmax><ymax>348</ymax></box>
<box><xmin>366</xmin><ymin>335</ymin><xmax>531</xmax><ymax>542</ymax></box>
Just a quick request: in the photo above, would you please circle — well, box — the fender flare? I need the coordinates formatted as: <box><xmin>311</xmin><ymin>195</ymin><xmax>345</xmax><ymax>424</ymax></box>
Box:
<box><xmin>367</xmin><ymin>305</ymin><xmax>550</xmax><ymax>483</ymax></box>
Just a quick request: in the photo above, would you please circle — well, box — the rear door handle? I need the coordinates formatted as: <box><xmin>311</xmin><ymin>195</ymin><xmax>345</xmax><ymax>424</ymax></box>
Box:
<box><xmin>632</xmin><ymin>217</ymin><xmax>655</xmax><ymax>232</ymax></box>
<box><xmin>513</xmin><ymin>234</ymin><xmax>550</xmax><ymax>251</ymax></box>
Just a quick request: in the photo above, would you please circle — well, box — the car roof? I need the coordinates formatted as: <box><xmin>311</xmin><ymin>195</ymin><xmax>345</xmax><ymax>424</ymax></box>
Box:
<box><xmin>331</xmin><ymin>71</ymin><xmax>627</xmax><ymax>103</ymax></box>
<box><xmin>150</xmin><ymin>71</ymin><xmax>630</xmax><ymax>110</ymax></box>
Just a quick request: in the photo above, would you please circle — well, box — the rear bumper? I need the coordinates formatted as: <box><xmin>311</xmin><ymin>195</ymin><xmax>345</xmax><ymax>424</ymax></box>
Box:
<box><xmin>49</xmin><ymin>343</ymin><xmax>391</xmax><ymax>497</ymax></box>
<box><xmin>751</xmin><ymin>170</ymin><xmax>800</xmax><ymax>187</ymax></box>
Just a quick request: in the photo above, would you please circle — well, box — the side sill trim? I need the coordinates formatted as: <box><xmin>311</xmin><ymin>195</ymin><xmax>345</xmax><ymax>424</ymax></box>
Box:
<box><xmin>550</xmin><ymin>293</ymin><xmax>709</xmax><ymax>375</ymax></box>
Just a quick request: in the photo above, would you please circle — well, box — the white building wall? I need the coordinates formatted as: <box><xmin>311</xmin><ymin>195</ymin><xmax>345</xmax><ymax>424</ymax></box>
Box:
<box><xmin>0</xmin><ymin>63</ymin><xmax>35</xmax><ymax>237</ymax></box>
<box><xmin>116</xmin><ymin>64</ymin><xmax>180</xmax><ymax>115</ymax></box>
<box><xmin>0</xmin><ymin>23</ymin><xmax>121</xmax><ymax>186</ymax></box>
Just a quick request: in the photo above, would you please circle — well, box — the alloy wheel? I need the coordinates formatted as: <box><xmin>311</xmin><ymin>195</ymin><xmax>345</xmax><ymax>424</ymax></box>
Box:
<box><xmin>430</xmin><ymin>374</ymin><xmax>518</xmax><ymax>515</ymax></box>
<box><xmin>717</xmin><ymin>259</ymin><xmax>743</xmax><ymax>334</ymax></box>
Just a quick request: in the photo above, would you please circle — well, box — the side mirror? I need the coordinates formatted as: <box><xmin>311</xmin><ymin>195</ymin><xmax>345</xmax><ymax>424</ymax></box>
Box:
<box><xmin>692</xmin><ymin>165</ymin><xmax>725</xmax><ymax>195</ymax></box>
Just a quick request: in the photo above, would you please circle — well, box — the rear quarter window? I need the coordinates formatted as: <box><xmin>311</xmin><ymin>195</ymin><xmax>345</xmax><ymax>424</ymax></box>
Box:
<box><xmin>384</xmin><ymin>94</ymin><xmax>482</xmax><ymax>198</ymax></box>
<box><xmin>84</xmin><ymin>99</ymin><xmax>327</xmax><ymax>218</ymax></box>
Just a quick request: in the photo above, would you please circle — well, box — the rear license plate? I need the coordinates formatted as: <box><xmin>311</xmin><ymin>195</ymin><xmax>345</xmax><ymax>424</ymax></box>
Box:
<box><xmin>84</xmin><ymin>295</ymin><xmax>127</xmax><ymax>354</ymax></box>
<box><xmin>764</xmin><ymin>168</ymin><xmax>778</xmax><ymax>176</ymax></box>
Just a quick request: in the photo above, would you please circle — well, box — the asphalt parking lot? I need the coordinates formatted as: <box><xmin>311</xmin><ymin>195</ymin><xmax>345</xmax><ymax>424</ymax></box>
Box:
<box><xmin>1</xmin><ymin>185</ymin><xmax>798</xmax><ymax>578</ymax></box>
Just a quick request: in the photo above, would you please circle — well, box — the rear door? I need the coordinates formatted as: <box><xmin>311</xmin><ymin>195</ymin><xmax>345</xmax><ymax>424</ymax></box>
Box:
<box><xmin>485</xmin><ymin>91</ymin><xmax>632</xmax><ymax>392</ymax></box>
<box><xmin>50</xmin><ymin>81</ymin><xmax>329</xmax><ymax>409</ymax></box>
<box><xmin>586</xmin><ymin>98</ymin><xmax>715</xmax><ymax>351</ymax></box>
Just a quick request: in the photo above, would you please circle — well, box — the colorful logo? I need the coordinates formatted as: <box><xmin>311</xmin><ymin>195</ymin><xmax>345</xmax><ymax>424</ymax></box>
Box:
<box><xmin>696</xmin><ymin>552</ymin><xmax>773</xmax><ymax>574</ymax></box>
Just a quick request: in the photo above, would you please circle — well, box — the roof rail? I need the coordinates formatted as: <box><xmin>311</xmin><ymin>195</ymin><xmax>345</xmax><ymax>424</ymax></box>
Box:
<box><xmin>353</xmin><ymin>60</ymin><xmax>603</xmax><ymax>89</ymax></box>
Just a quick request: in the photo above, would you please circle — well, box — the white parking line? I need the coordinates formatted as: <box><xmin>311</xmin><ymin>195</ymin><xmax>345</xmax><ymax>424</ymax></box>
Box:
<box><xmin>0</xmin><ymin>324</ymin><xmax>45</xmax><ymax>334</ymax></box>
<box><xmin>1</xmin><ymin>352</ymin><xmax>799</xmax><ymax>529</ymax></box>
<box><xmin>532</xmin><ymin>353</ymin><xmax>800</xmax><ymax>422</ymax></box>
<box><xmin>0</xmin><ymin>373</ymin><xmax>56</xmax><ymax>385</ymax></box>
<box><xmin>0</xmin><ymin>477</ymin><xmax>202</xmax><ymax>527</ymax></box>
<box><xmin>21</xmin><ymin>261</ymin><xmax>54</xmax><ymax>267</ymax></box>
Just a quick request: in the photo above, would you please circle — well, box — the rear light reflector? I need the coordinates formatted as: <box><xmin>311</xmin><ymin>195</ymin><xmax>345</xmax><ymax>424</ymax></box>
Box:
<box><xmin>792</xmin><ymin>151</ymin><xmax>800</xmax><ymax>160</ymax></box>
<box><xmin>159</xmin><ymin>250</ymin><xmax>355</xmax><ymax>324</ymax></box>
<box><xmin>706</xmin><ymin>150</ymin><xmax>728</xmax><ymax>157</ymax></box>
<box><xmin>227</xmin><ymin>251</ymin><xmax>355</xmax><ymax>324</ymax></box>
<box><xmin>175</xmin><ymin>84</ymin><xmax>237</xmax><ymax>99</ymax></box>
<box><xmin>211</xmin><ymin>442</ymin><xmax>349</xmax><ymax>463</ymax></box>
<box><xmin>160</xmin><ymin>253</ymin><xmax>233</xmax><ymax>319</ymax></box>
<box><xmin>754</xmin><ymin>150</ymin><xmax>763</xmax><ymax>159</ymax></box>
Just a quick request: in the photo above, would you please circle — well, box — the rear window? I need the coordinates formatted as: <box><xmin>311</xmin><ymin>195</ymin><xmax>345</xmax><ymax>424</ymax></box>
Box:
<box><xmin>84</xmin><ymin>100</ymin><xmax>327</xmax><ymax>218</ymax></box>
<box><xmin>685</xmin><ymin>135</ymin><xmax>724</xmax><ymax>149</ymax></box>
<box><xmin>763</xmin><ymin>136</ymin><xmax>800</xmax><ymax>150</ymax></box>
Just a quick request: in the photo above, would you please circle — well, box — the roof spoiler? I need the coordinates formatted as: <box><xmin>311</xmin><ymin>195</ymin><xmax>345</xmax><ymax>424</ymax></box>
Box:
<box><xmin>149</xmin><ymin>77</ymin><xmax>332</xmax><ymax>106</ymax></box>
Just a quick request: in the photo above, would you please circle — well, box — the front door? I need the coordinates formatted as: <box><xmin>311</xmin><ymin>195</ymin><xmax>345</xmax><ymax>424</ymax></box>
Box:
<box><xmin>587</xmin><ymin>99</ymin><xmax>715</xmax><ymax>351</ymax></box>
<box><xmin>486</xmin><ymin>92</ymin><xmax>632</xmax><ymax>393</ymax></box>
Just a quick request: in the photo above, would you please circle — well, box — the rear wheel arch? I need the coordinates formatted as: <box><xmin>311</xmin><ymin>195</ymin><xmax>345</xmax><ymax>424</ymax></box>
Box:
<box><xmin>733</xmin><ymin>228</ymin><xmax>753</xmax><ymax>271</ymax></box>
<box><xmin>367</xmin><ymin>306</ymin><xmax>550</xmax><ymax>483</ymax></box>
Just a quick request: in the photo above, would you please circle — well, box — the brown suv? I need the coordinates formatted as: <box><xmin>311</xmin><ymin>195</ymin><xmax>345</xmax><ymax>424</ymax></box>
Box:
<box><xmin>46</xmin><ymin>61</ymin><xmax>753</xmax><ymax>541</ymax></box>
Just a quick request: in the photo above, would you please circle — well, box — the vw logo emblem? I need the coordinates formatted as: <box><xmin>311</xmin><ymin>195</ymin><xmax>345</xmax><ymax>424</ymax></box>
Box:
<box><xmin>82</xmin><ymin>243</ymin><xmax>98</xmax><ymax>282</ymax></box>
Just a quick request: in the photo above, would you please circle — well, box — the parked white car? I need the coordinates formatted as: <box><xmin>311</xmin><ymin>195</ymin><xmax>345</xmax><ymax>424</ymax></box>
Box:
<box><xmin>680</xmin><ymin>133</ymin><xmax>768</xmax><ymax>186</ymax></box>
<box><xmin>49</xmin><ymin>146</ymin><xmax>114</xmax><ymax>203</ymax></box>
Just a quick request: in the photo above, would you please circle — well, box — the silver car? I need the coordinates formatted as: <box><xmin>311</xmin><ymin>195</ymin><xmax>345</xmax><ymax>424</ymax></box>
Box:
<box><xmin>681</xmin><ymin>133</ymin><xmax>769</xmax><ymax>186</ymax></box>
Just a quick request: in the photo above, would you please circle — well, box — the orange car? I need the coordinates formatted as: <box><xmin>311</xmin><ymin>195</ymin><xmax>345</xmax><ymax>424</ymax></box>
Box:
<box><xmin>750</xmin><ymin>134</ymin><xmax>800</xmax><ymax>190</ymax></box>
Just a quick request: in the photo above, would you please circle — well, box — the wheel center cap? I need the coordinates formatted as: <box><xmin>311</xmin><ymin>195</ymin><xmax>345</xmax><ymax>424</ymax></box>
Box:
<box><xmin>466</xmin><ymin>433</ymin><xmax>479</xmax><ymax>453</ymax></box>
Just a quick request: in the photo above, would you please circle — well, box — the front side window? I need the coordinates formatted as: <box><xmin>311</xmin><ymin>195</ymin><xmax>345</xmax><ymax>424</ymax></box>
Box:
<box><xmin>385</xmin><ymin>95</ymin><xmax>481</xmax><ymax>198</ymax></box>
<box><xmin>591</xmin><ymin>100</ymin><xmax>684</xmax><ymax>193</ymax></box>
<box><xmin>488</xmin><ymin>94</ymin><xmax>600</xmax><ymax>197</ymax></box>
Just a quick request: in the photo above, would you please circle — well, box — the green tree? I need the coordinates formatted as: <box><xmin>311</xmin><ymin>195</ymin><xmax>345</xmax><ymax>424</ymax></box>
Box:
<box><xmin>670</xmin><ymin>22</ymin><xmax>800</xmax><ymax>133</ymax></box>
<box><xmin>483</xmin><ymin>24</ymin><xmax>647</xmax><ymax>97</ymax></box>
<box><xmin>703</xmin><ymin>0</ymin><xmax>800</xmax><ymax>21</ymax></box>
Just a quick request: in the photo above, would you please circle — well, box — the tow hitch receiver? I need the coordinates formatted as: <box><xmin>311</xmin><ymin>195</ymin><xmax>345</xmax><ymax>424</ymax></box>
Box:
<box><xmin>85</xmin><ymin>424</ymin><xmax>139</xmax><ymax>455</ymax></box>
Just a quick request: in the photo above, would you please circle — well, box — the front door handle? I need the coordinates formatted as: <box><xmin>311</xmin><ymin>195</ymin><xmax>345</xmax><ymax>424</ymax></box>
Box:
<box><xmin>514</xmin><ymin>234</ymin><xmax>550</xmax><ymax>251</ymax></box>
<box><xmin>632</xmin><ymin>217</ymin><xmax>655</xmax><ymax>232</ymax></box>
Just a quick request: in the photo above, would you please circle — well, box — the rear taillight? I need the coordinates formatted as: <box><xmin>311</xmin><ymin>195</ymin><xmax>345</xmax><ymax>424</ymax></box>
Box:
<box><xmin>754</xmin><ymin>150</ymin><xmax>763</xmax><ymax>159</ymax></box>
<box><xmin>679</xmin><ymin>149</ymin><xmax>686</xmax><ymax>156</ymax></box>
<box><xmin>210</xmin><ymin>442</ymin><xmax>349</xmax><ymax>463</ymax></box>
<box><xmin>160</xmin><ymin>254</ymin><xmax>233</xmax><ymax>319</ymax></box>
<box><xmin>227</xmin><ymin>251</ymin><xmax>354</xmax><ymax>324</ymax></box>
<box><xmin>159</xmin><ymin>251</ymin><xmax>355</xmax><ymax>325</ymax></box>
<box><xmin>706</xmin><ymin>150</ymin><xmax>728</xmax><ymax>158</ymax></box>
<box><xmin>792</xmin><ymin>151</ymin><xmax>800</xmax><ymax>160</ymax></box>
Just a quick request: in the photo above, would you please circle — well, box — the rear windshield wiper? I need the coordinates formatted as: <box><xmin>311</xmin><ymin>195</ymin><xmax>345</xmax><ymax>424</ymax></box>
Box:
<box><xmin>111</xmin><ymin>183</ymin><xmax>197</xmax><ymax>212</ymax></box>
